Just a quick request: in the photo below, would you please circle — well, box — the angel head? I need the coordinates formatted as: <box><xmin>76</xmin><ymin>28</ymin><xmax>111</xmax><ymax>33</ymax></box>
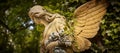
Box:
<box><xmin>28</xmin><ymin>5</ymin><xmax>52</xmax><ymax>26</ymax></box>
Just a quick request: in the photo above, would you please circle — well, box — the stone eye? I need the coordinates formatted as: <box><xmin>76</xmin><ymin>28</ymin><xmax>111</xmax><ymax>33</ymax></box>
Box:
<box><xmin>34</xmin><ymin>12</ymin><xmax>39</xmax><ymax>14</ymax></box>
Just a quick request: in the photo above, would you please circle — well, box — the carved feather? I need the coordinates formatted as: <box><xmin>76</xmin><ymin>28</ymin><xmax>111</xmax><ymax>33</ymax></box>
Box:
<box><xmin>72</xmin><ymin>0</ymin><xmax>108</xmax><ymax>52</ymax></box>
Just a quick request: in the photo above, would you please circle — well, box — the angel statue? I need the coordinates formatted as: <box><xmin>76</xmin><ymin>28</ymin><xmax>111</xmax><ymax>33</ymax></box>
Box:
<box><xmin>28</xmin><ymin>0</ymin><xmax>108</xmax><ymax>53</ymax></box>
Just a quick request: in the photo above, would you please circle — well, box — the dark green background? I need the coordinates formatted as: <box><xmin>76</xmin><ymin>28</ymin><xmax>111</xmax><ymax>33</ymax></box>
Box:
<box><xmin>0</xmin><ymin>0</ymin><xmax>120</xmax><ymax>53</ymax></box>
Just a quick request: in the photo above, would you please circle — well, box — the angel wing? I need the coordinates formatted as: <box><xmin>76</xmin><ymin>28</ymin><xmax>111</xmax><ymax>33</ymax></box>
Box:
<box><xmin>72</xmin><ymin>0</ymin><xmax>108</xmax><ymax>52</ymax></box>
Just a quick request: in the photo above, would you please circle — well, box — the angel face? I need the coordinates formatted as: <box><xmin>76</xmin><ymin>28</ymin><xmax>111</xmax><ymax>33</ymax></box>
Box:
<box><xmin>28</xmin><ymin>5</ymin><xmax>48</xmax><ymax>25</ymax></box>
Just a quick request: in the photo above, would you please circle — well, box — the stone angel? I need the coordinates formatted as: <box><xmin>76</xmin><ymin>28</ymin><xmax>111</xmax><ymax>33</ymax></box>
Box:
<box><xmin>28</xmin><ymin>0</ymin><xmax>108</xmax><ymax>53</ymax></box>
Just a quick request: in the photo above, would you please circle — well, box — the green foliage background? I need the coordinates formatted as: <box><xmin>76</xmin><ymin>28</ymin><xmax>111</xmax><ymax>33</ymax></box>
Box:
<box><xmin>0</xmin><ymin>0</ymin><xmax>120</xmax><ymax>53</ymax></box>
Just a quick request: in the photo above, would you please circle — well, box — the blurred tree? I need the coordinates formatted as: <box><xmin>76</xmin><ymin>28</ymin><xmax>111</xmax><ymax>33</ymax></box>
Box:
<box><xmin>0</xmin><ymin>0</ymin><xmax>120</xmax><ymax>53</ymax></box>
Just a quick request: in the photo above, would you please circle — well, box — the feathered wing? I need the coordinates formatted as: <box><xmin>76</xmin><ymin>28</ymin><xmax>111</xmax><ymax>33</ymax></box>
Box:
<box><xmin>72</xmin><ymin>0</ymin><xmax>108</xmax><ymax>52</ymax></box>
